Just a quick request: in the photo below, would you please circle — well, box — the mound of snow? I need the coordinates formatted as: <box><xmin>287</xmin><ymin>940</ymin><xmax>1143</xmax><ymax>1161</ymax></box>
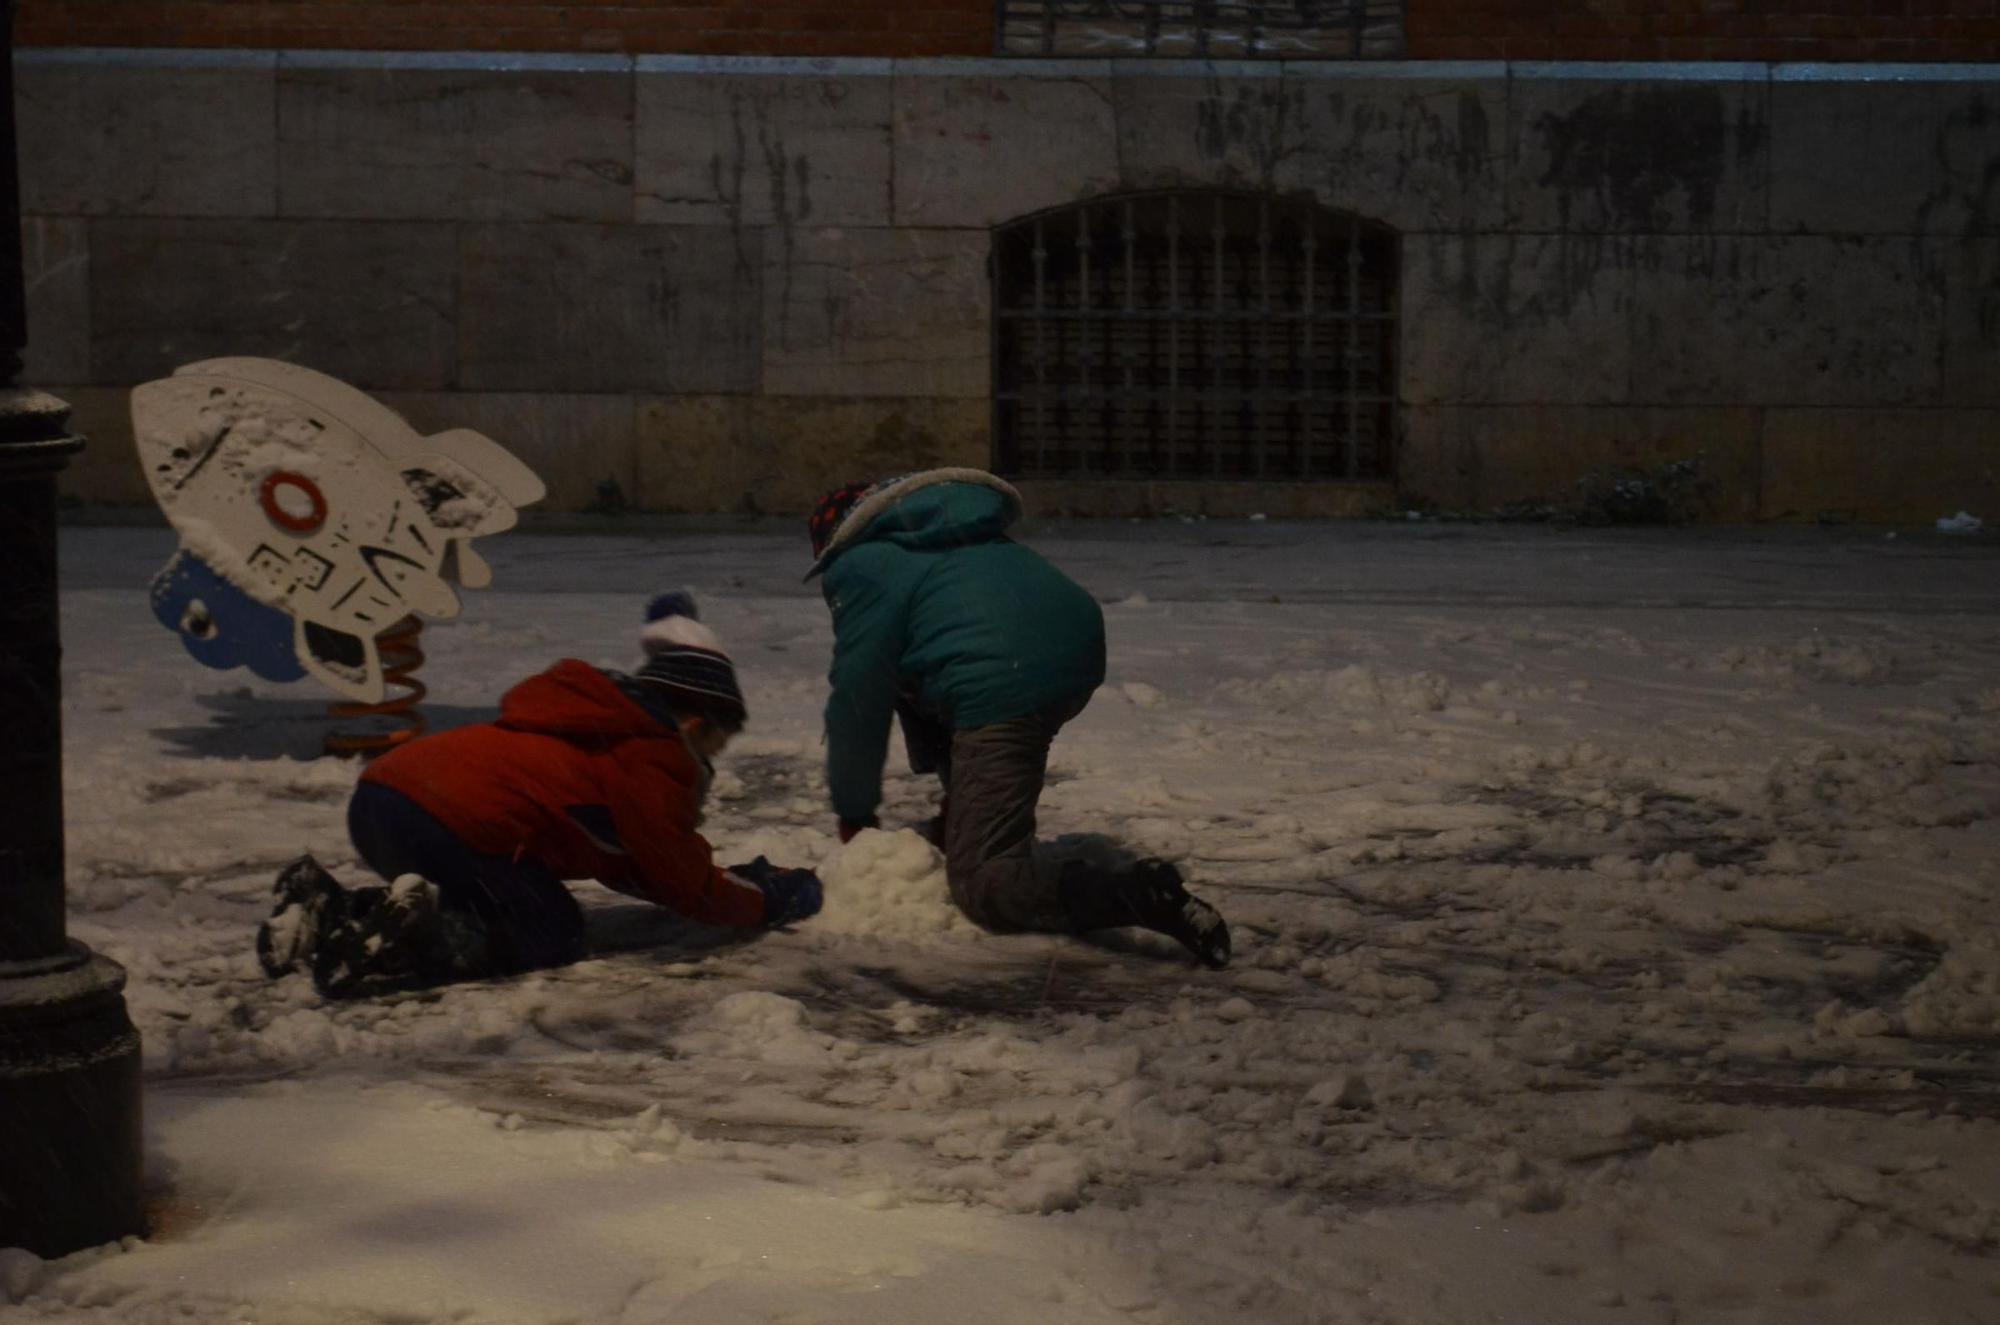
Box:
<box><xmin>816</xmin><ymin>829</ymin><xmax>978</xmax><ymax>942</ymax></box>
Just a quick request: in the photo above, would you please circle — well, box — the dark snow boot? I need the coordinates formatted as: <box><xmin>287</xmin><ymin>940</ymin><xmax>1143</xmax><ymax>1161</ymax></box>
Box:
<box><xmin>257</xmin><ymin>854</ymin><xmax>349</xmax><ymax>978</ymax></box>
<box><xmin>1061</xmin><ymin>857</ymin><xmax>1232</xmax><ymax>969</ymax></box>
<box><xmin>309</xmin><ymin>875</ymin><xmax>488</xmax><ymax>999</ymax></box>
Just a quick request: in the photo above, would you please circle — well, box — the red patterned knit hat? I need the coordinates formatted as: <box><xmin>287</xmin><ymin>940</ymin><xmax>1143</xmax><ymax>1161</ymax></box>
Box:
<box><xmin>807</xmin><ymin>481</ymin><xmax>872</xmax><ymax>559</ymax></box>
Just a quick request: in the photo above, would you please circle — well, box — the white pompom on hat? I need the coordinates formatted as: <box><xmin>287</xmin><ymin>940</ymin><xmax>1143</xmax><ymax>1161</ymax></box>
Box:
<box><xmin>636</xmin><ymin>592</ymin><xmax>746</xmax><ymax>728</ymax></box>
<box><xmin>641</xmin><ymin>590</ymin><xmax>726</xmax><ymax>657</ymax></box>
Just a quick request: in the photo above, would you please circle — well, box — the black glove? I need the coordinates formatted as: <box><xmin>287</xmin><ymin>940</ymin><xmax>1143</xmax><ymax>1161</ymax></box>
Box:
<box><xmin>726</xmin><ymin>856</ymin><xmax>824</xmax><ymax>926</ymax></box>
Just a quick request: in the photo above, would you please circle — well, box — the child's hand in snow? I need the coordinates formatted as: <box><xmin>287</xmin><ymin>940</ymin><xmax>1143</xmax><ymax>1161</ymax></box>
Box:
<box><xmin>727</xmin><ymin>857</ymin><xmax>824</xmax><ymax>926</ymax></box>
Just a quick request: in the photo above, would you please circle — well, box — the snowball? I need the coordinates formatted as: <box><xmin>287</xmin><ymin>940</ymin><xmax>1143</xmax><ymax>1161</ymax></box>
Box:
<box><xmin>1215</xmin><ymin>996</ymin><xmax>1257</xmax><ymax>1021</ymax></box>
<box><xmin>815</xmin><ymin>829</ymin><xmax>978</xmax><ymax>942</ymax></box>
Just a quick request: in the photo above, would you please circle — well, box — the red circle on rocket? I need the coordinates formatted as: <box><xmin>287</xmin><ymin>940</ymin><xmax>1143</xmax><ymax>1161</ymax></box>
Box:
<box><xmin>259</xmin><ymin>472</ymin><xmax>328</xmax><ymax>534</ymax></box>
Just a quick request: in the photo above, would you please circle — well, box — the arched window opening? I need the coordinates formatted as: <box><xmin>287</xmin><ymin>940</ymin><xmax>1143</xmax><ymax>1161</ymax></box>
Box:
<box><xmin>992</xmin><ymin>192</ymin><xmax>1398</xmax><ymax>483</ymax></box>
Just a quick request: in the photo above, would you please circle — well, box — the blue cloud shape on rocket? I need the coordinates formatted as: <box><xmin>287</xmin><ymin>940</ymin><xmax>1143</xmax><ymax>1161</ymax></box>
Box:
<box><xmin>149</xmin><ymin>550</ymin><xmax>307</xmax><ymax>684</ymax></box>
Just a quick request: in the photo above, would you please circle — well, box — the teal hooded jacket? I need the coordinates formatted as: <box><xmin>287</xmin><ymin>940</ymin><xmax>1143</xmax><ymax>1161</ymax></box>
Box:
<box><xmin>812</xmin><ymin>471</ymin><xmax>1106</xmax><ymax>823</ymax></box>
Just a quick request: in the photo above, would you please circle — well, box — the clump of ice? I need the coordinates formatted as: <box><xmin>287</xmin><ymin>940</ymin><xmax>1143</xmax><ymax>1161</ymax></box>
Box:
<box><xmin>1120</xmin><ymin>680</ymin><xmax>1165</xmax><ymax>708</ymax></box>
<box><xmin>1246</xmin><ymin>665</ymin><xmax>1454</xmax><ymax>715</ymax></box>
<box><xmin>0</xmin><ymin>1247</ymin><xmax>44</xmax><ymax>1303</ymax></box>
<box><xmin>672</xmin><ymin>990</ymin><xmax>846</xmax><ymax>1069</ymax></box>
<box><xmin>815</xmin><ymin>829</ymin><xmax>977</xmax><ymax>941</ymax></box>
<box><xmin>1898</xmin><ymin>937</ymin><xmax>2000</xmax><ymax>1038</ymax></box>
<box><xmin>1707</xmin><ymin>636</ymin><xmax>1902</xmax><ymax>685</ymax></box>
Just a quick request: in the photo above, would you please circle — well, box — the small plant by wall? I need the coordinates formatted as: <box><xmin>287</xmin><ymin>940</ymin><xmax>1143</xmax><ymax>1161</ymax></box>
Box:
<box><xmin>1570</xmin><ymin>455</ymin><xmax>1714</xmax><ymax>526</ymax></box>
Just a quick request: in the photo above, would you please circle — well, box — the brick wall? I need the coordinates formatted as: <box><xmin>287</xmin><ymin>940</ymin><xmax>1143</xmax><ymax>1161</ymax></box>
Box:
<box><xmin>16</xmin><ymin>1</ymin><xmax>2000</xmax><ymax>60</ymax></box>
<box><xmin>13</xmin><ymin>0</ymin><xmax>993</xmax><ymax>57</ymax></box>
<box><xmin>1406</xmin><ymin>0</ymin><xmax>2000</xmax><ymax>63</ymax></box>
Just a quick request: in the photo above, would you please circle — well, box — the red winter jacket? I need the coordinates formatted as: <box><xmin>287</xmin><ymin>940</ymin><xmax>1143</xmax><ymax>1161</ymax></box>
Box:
<box><xmin>360</xmin><ymin>659</ymin><xmax>766</xmax><ymax>928</ymax></box>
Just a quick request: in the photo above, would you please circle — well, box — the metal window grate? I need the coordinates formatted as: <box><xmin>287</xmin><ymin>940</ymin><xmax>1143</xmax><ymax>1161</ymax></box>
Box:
<box><xmin>996</xmin><ymin>1</ymin><xmax>1405</xmax><ymax>59</ymax></box>
<box><xmin>993</xmin><ymin>192</ymin><xmax>1398</xmax><ymax>483</ymax></box>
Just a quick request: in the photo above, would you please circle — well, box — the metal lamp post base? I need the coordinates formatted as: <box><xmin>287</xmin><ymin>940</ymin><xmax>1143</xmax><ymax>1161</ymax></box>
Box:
<box><xmin>0</xmin><ymin>390</ymin><xmax>146</xmax><ymax>1257</ymax></box>
<box><xmin>0</xmin><ymin>944</ymin><xmax>145</xmax><ymax>1256</ymax></box>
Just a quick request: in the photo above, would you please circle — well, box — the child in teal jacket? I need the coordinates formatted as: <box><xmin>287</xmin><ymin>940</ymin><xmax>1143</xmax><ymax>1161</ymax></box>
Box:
<box><xmin>808</xmin><ymin>468</ymin><xmax>1229</xmax><ymax>967</ymax></box>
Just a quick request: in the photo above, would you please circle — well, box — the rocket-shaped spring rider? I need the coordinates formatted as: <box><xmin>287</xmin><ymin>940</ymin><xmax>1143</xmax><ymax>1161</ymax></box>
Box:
<box><xmin>135</xmin><ymin>357</ymin><xmax>546</xmax><ymax>753</ymax></box>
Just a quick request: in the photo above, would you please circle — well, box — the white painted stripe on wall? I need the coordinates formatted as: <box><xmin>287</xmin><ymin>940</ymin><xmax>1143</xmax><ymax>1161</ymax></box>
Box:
<box><xmin>1110</xmin><ymin>58</ymin><xmax>1283</xmax><ymax>78</ymax></box>
<box><xmin>1510</xmin><ymin>61</ymin><xmax>1770</xmax><ymax>81</ymax></box>
<box><xmin>636</xmin><ymin>54</ymin><xmax>894</xmax><ymax>76</ymax></box>
<box><xmin>1772</xmin><ymin>62</ymin><xmax>2000</xmax><ymax>81</ymax></box>
<box><xmin>1282</xmin><ymin>60</ymin><xmax>1504</xmax><ymax>79</ymax></box>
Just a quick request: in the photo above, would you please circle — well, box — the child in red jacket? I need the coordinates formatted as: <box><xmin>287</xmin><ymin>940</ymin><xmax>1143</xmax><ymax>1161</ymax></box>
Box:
<box><xmin>257</xmin><ymin>594</ymin><xmax>821</xmax><ymax>998</ymax></box>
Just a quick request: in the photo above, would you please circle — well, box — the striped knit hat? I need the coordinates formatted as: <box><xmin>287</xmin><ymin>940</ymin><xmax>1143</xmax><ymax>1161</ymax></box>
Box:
<box><xmin>635</xmin><ymin>592</ymin><xmax>746</xmax><ymax>730</ymax></box>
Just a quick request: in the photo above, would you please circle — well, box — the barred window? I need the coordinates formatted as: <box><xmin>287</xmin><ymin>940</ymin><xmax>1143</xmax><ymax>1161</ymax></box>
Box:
<box><xmin>993</xmin><ymin>192</ymin><xmax>1398</xmax><ymax>483</ymax></box>
<box><xmin>996</xmin><ymin>2</ymin><xmax>1405</xmax><ymax>59</ymax></box>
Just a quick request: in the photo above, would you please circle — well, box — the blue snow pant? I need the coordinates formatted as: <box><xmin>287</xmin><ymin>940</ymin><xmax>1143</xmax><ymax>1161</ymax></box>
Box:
<box><xmin>347</xmin><ymin>781</ymin><xmax>586</xmax><ymax>974</ymax></box>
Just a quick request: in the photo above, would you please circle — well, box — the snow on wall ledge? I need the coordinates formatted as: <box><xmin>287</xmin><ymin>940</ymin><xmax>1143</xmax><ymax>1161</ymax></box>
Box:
<box><xmin>18</xmin><ymin>48</ymin><xmax>2000</xmax><ymax>522</ymax></box>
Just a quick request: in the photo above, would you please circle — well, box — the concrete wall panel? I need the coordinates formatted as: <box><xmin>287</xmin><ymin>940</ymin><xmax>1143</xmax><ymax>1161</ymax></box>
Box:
<box><xmin>22</xmin><ymin>218</ymin><xmax>90</xmax><ymax>387</ymax></box>
<box><xmin>1402</xmin><ymin>233</ymin><xmax>1636</xmax><ymax>405</ymax></box>
<box><xmin>1402</xmin><ymin>404</ymin><xmax>1762</xmax><ymax>518</ymax></box>
<box><xmin>1508</xmin><ymin>75</ymin><xmax>1770</xmax><ymax>233</ymax></box>
<box><xmin>1771</xmin><ymin>77</ymin><xmax>2000</xmax><ymax>236</ymax></box>
<box><xmin>277</xmin><ymin>61</ymin><xmax>634</xmax><ymax>222</ymax></box>
<box><xmin>1761</xmin><ymin>409</ymin><xmax>2000</xmax><ymax>523</ymax></box>
<box><xmin>87</xmin><ymin>218</ymin><xmax>458</xmax><ymax>389</ymax></box>
<box><xmin>458</xmin><ymin>224</ymin><xmax>761</xmax><ymax>392</ymax></box>
<box><xmin>17</xmin><ymin>55</ymin><xmax>277</xmax><ymax>218</ymax></box>
<box><xmin>1943</xmin><ymin>237</ymin><xmax>2000</xmax><ymax>406</ymax></box>
<box><xmin>1395</xmin><ymin>406</ymin><xmax>1477</xmax><ymax>512</ymax></box>
<box><xmin>375</xmin><ymin>392</ymin><xmax>640</xmax><ymax>512</ymax></box>
<box><xmin>1015</xmin><ymin>478</ymin><xmax>1393</xmax><ymax>519</ymax></box>
<box><xmin>1281</xmin><ymin>74</ymin><xmax>1508</xmax><ymax>232</ymax></box>
<box><xmin>893</xmin><ymin>67</ymin><xmax>1120</xmax><ymax>227</ymax></box>
<box><xmin>635</xmin><ymin>64</ymin><xmax>893</xmax><ymax>227</ymax></box>
<box><xmin>52</xmin><ymin>388</ymin><xmax>152</xmax><ymax>507</ymax></box>
<box><xmin>638</xmin><ymin>394</ymin><xmax>987</xmax><ymax>513</ymax></box>
<box><xmin>1630</xmin><ymin>236</ymin><xmax>1945</xmax><ymax>406</ymax></box>
<box><xmin>1112</xmin><ymin>65</ymin><xmax>1297</xmax><ymax>195</ymax></box>
<box><xmin>762</xmin><ymin>227</ymin><xmax>988</xmax><ymax>398</ymax></box>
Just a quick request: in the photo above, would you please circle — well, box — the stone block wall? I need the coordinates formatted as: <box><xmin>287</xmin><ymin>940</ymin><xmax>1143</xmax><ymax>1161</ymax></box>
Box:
<box><xmin>18</xmin><ymin>49</ymin><xmax>2000</xmax><ymax>522</ymax></box>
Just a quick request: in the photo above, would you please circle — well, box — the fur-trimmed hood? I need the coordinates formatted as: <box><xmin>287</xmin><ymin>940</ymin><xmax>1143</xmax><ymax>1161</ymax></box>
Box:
<box><xmin>804</xmin><ymin>468</ymin><xmax>1023</xmax><ymax>580</ymax></box>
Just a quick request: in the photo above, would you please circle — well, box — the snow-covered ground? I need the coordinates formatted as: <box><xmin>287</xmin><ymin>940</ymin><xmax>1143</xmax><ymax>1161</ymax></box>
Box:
<box><xmin>10</xmin><ymin>518</ymin><xmax>2000</xmax><ymax>1324</ymax></box>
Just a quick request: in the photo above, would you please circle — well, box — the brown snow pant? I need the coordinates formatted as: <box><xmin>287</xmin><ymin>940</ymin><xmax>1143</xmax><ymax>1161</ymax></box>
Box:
<box><xmin>910</xmin><ymin>693</ymin><xmax>1091</xmax><ymax>935</ymax></box>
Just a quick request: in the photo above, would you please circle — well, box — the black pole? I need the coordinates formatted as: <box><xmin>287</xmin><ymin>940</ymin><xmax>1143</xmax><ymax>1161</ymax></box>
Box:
<box><xmin>0</xmin><ymin>0</ymin><xmax>22</xmax><ymax>384</ymax></box>
<box><xmin>0</xmin><ymin>0</ymin><xmax>146</xmax><ymax>1257</ymax></box>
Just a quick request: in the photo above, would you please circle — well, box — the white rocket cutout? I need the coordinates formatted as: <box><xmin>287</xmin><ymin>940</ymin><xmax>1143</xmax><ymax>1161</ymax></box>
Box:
<box><xmin>135</xmin><ymin>357</ymin><xmax>545</xmax><ymax>703</ymax></box>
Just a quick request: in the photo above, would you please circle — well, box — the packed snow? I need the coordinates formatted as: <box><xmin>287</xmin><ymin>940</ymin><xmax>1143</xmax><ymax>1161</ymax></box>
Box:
<box><xmin>11</xmin><ymin>518</ymin><xmax>2000</xmax><ymax>1324</ymax></box>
